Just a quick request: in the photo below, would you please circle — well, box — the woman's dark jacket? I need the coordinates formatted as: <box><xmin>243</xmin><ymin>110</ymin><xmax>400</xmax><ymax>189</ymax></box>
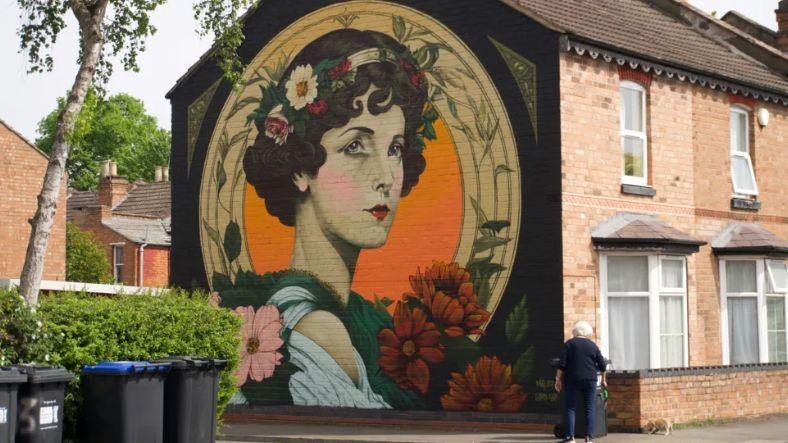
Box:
<box><xmin>558</xmin><ymin>337</ymin><xmax>607</xmax><ymax>385</ymax></box>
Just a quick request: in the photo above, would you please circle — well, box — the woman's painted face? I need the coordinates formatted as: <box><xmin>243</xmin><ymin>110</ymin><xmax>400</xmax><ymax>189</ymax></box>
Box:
<box><xmin>301</xmin><ymin>86</ymin><xmax>405</xmax><ymax>249</ymax></box>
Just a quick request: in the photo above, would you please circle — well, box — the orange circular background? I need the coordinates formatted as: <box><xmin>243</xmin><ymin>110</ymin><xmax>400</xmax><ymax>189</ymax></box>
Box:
<box><xmin>244</xmin><ymin>118</ymin><xmax>464</xmax><ymax>303</ymax></box>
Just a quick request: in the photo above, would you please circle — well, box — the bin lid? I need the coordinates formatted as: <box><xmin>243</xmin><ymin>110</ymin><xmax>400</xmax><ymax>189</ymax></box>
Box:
<box><xmin>0</xmin><ymin>367</ymin><xmax>27</xmax><ymax>384</ymax></box>
<box><xmin>81</xmin><ymin>361</ymin><xmax>171</xmax><ymax>375</ymax></box>
<box><xmin>152</xmin><ymin>356</ymin><xmax>228</xmax><ymax>370</ymax></box>
<box><xmin>12</xmin><ymin>365</ymin><xmax>75</xmax><ymax>384</ymax></box>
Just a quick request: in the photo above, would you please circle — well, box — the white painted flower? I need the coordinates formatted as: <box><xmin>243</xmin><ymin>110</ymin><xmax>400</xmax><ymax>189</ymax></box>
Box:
<box><xmin>285</xmin><ymin>64</ymin><xmax>318</xmax><ymax>110</ymax></box>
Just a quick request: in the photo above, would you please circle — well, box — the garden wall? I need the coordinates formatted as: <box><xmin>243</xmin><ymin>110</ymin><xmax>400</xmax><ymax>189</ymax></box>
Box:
<box><xmin>607</xmin><ymin>363</ymin><xmax>788</xmax><ymax>431</ymax></box>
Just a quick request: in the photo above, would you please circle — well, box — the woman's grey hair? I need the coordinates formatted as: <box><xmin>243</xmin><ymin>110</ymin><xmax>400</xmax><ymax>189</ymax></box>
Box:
<box><xmin>572</xmin><ymin>320</ymin><xmax>593</xmax><ymax>338</ymax></box>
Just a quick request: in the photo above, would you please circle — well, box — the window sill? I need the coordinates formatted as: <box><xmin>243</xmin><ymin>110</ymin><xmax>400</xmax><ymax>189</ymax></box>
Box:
<box><xmin>621</xmin><ymin>184</ymin><xmax>656</xmax><ymax>197</ymax></box>
<box><xmin>731</xmin><ymin>197</ymin><xmax>761</xmax><ymax>211</ymax></box>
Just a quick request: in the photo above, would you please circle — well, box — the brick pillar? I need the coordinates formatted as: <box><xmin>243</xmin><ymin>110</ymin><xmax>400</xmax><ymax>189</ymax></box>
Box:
<box><xmin>778</xmin><ymin>1</ymin><xmax>788</xmax><ymax>53</ymax></box>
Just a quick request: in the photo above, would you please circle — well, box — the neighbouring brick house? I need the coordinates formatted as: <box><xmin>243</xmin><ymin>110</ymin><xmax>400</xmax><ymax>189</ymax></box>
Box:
<box><xmin>0</xmin><ymin>119</ymin><xmax>65</xmax><ymax>281</ymax></box>
<box><xmin>67</xmin><ymin>163</ymin><xmax>171</xmax><ymax>287</ymax></box>
<box><xmin>168</xmin><ymin>0</ymin><xmax>788</xmax><ymax>430</ymax></box>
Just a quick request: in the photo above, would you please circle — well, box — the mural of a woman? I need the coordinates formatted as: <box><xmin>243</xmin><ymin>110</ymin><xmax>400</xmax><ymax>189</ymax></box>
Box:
<box><xmin>241</xmin><ymin>29</ymin><xmax>435</xmax><ymax>408</ymax></box>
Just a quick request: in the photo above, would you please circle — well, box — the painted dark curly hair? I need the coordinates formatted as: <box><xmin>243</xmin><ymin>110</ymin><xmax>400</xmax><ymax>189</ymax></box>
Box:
<box><xmin>243</xmin><ymin>29</ymin><xmax>428</xmax><ymax>226</ymax></box>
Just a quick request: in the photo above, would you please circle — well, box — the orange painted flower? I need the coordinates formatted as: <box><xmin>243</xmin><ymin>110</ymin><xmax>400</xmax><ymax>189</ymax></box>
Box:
<box><xmin>378</xmin><ymin>302</ymin><xmax>444</xmax><ymax>394</ymax></box>
<box><xmin>405</xmin><ymin>261</ymin><xmax>491</xmax><ymax>337</ymax></box>
<box><xmin>441</xmin><ymin>356</ymin><xmax>527</xmax><ymax>412</ymax></box>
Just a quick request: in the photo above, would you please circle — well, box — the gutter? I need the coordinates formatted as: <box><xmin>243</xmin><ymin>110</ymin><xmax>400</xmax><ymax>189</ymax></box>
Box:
<box><xmin>138</xmin><ymin>243</ymin><xmax>147</xmax><ymax>287</ymax></box>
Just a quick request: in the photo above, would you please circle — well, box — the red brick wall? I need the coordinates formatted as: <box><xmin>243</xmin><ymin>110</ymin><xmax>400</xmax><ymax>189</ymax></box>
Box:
<box><xmin>70</xmin><ymin>207</ymin><xmax>170</xmax><ymax>287</ymax></box>
<box><xmin>559</xmin><ymin>52</ymin><xmax>788</xmax><ymax>367</ymax></box>
<box><xmin>142</xmin><ymin>245</ymin><xmax>169</xmax><ymax>288</ymax></box>
<box><xmin>0</xmin><ymin>122</ymin><xmax>66</xmax><ymax>281</ymax></box>
<box><xmin>607</xmin><ymin>365</ymin><xmax>788</xmax><ymax>430</ymax></box>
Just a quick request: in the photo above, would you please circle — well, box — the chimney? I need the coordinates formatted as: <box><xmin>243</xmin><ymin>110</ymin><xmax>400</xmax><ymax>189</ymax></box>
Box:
<box><xmin>778</xmin><ymin>0</ymin><xmax>788</xmax><ymax>52</ymax></box>
<box><xmin>98</xmin><ymin>160</ymin><xmax>129</xmax><ymax>209</ymax></box>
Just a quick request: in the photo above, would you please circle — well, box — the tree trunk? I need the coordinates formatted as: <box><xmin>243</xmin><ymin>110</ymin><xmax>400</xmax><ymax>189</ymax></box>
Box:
<box><xmin>19</xmin><ymin>1</ymin><xmax>108</xmax><ymax>305</ymax></box>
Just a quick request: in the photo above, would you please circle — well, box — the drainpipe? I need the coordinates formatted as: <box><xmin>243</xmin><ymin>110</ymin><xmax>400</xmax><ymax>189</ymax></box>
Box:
<box><xmin>138</xmin><ymin>243</ymin><xmax>147</xmax><ymax>287</ymax></box>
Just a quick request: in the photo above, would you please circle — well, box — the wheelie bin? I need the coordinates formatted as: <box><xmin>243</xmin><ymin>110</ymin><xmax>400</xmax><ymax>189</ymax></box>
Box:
<box><xmin>13</xmin><ymin>365</ymin><xmax>74</xmax><ymax>443</ymax></box>
<box><xmin>80</xmin><ymin>361</ymin><xmax>170</xmax><ymax>443</ymax></box>
<box><xmin>152</xmin><ymin>356</ymin><xmax>228</xmax><ymax>443</ymax></box>
<box><xmin>0</xmin><ymin>367</ymin><xmax>26</xmax><ymax>443</ymax></box>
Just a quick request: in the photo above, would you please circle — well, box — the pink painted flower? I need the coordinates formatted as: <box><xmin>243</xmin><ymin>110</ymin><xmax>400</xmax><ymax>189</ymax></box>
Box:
<box><xmin>234</xmin><ymin>305</ymin><xmax>284</xmax><ymax>386</ymax></box>
<box><xmin>264</xmin><ymin>105</ymin><xmax>292</xmax><ymax>146</ymax></box>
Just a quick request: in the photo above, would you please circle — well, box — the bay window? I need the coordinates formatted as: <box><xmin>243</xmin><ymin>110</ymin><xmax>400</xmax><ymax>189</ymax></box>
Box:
<box><xmin>601</xmin><ymin>254</ymin><xmax>688</xmax><ymax>370</ymax></box>
<box><xmin>720</xmin><ymin>258</ymin><xmax>788</xmax><ymax>364</ymax></box>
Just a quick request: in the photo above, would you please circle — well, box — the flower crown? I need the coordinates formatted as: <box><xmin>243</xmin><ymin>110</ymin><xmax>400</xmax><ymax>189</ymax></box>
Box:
<box><xmin>248</xmin><ymin>47</ymin><xmax>439</xmax><ymax>152</ymax></box>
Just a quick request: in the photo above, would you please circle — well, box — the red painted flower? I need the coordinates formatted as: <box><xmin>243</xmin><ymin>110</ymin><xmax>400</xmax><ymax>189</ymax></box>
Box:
<box><xmin>399</xmin><ymin>58</ymin><xmax>415</xmax><ymax>72</ymax></box>
<box><xmin>328</xmin><ymin>59</ymin><xmax>352</xmax><ymax>80</ymax></box>
<box><xmin>307</xmin><ymin>99</ymin><xmax>328</xmax><ymax>116</ymax></box>
<box><xmin>378</xmin><ymin>302</ymin><xmax>444</xmax><ymax>395</ymax></box>
<box><xmin>441</xmin><ymin>356</ymin><xmax>527</xmax><ymax>412</ymax></box>
<box><xmin>409</xmin><ymin>71</ymin><xmax>426</xmax><ymax>88</ymax></box>
<box><xmin>404</xmin><ymin>261</ymin><xmax>491</xmax><ymax>337</ymax></box>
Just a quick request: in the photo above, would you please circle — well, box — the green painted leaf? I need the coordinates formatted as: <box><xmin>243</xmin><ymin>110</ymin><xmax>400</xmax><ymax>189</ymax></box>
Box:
<box><xmin>447</xmin><ymin>97</ymin><xmax>459</xmax><ymax>119</ymax></box>
<box><xmin>481</xmin><ymin>220</ymin><xmax>511</xmax><ymax>234</ymax></box>
<box><xmin>505</xmin><ymin>295</ymin><xmax>529</xmax><ymax>343</ymax></box>
<box><xmin>495</xmin><ymin>164</ymin><xmax>515</xmax><ymax>177</ymax></box>
<box><xmin>202</xmin><ymin>218</ymin><xmax>222</xmax><ymax>248</ymax></box>
<box><xmin>512</xmin><ymin>346</ymin><xmax>536</xmax><ymax>383</ymax></box>
<box><xmin>392</xmin><ymin>16</ymin><xmax>406</xmax><ymax>42</ymax></box>
<box><xmin>473</xmin><ymin>235</ymin><xmax>511</xmax><ymax>253</ymax></box>
<box><xmin>228</xmin><ymin>96</ymin><xmax>261</xmax><ymax>119</ymax></box>
<box><xmin>215</xmin><ymin>161</ymin><xmax>227</xmax><ymax>191</ymax></box>
<box><xmin>223</xmin><ymin>220</ymin><xmax>242</xmax><ymax>262</ymax></box>
<box><xmin>212</xmin><ymin>273</ymin><xmax>233</xmax><ymax>292</ymax></box>
<box><xmin>468</xmin><ymin>196</ymin><xmax>490</xmax><ymax>233</ymax></box>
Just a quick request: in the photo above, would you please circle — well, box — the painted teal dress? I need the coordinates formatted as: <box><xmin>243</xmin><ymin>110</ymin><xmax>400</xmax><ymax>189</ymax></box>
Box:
<box><xmin>224</xmin><ymin>271</ymin><xmax>423</xmax><ymax>410</ymax></box>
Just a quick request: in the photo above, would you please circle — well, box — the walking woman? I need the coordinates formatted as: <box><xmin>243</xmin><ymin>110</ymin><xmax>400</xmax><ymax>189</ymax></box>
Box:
<box><xmin>555</xmin><ymin>321</ymin><xmax>608</xmax><ymax>443</ymax></box>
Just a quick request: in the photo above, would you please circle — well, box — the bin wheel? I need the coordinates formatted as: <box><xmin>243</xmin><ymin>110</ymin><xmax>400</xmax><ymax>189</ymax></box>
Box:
<box><xmin>553</xmin><ymin>424</ymin><xmax>564</xmax><ymax>438</ymax></box>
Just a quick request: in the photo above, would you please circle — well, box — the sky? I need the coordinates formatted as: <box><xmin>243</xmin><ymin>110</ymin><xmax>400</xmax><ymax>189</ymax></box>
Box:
<box><xmin>0</xmin><ymin>1</ymin><xmax>782</xmax><ymax>142</ymax></box>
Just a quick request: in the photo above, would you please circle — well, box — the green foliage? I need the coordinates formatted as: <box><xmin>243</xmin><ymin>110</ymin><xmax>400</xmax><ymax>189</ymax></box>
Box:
<box><xmin>36</xmin><ymin>290</ymin><xmax>241</xmax><ymax>440</ymax></box>
<box><xmin>192</xmin><ymin>0</ymin><xmax>261</xmax><ymax>85</ymax></box>
<box><xmin>66</xmin><ymin>223</ymin><xmax>112</xmax><ymax>283</ymax></box>
<box><xmin>0</xmin><ymin>289</ymin><xmax>55</xmax><ymax>365</ymax></box>
<box><xmin>505</xmin><ymin>295</ymin><xmax>529</xmax><ymax>343</ymax></box>
<box><xmin>36</xmin><ymin>89</ymin><xmax>171</xmax><ymax>190</ymax></box>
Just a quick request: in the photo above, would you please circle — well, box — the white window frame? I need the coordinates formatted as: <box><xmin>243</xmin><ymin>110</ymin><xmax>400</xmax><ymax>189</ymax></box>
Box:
<box><xmin>729</xmin><ymin>106</ymin><xmax>758</xmax><ymax>196</ymax></box>
<box><xmin>112</xmin><ymin>244</ymin><xmax>124</xmax><ymax>283</ymax></box>
<box><xmin>600</xmin><ymin>253</ymin><xmax>689</xmax><ymax>370</ymax></box>
<box><xmin>720</xmin><ymin>258</ymin><xmax>788</xmax><ymax>364</ymax></box>
<box><xmin>620</xmin><ymin>81</ymin><xmax>649</xmax><ymax>186</ymax></box>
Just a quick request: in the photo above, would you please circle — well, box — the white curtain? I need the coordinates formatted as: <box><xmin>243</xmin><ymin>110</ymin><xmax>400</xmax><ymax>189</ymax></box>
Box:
<box><xmin>726</xmin><ymin>261</ymin><xmax>757</xmax><ymax>293</ymax></box>
<box><xmin>767</xmin><ymin>297</ymin><xmax>786</xmax><ymax>363</ymax></box>
<box><xmin>661</xmin><ymin>259</ymin><xmax>684</xmax><ymax>289</ymax></box>
<box><xmin>608</xmin><ymin>256</ymin><xmax>649</xmax><ymax>293</ymax></box>
<box><xmin>659</xmin><ymin>296</ymin><xmax>684</xmax><ymax>367</ymax></box>
<box><xmin>609</xmin><ymin>297</ymin><xmax>650</xmax><ymax>370</ymax></box>
<box><xmin>728</xmin><ymin>297</ymin><xmax>759</xmax><ymax>364</ymax></box>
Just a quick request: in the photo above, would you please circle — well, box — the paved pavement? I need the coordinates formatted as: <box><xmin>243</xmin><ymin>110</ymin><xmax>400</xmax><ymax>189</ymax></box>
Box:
<box><xmin>219</xmin><ymin>415</ymin><xmax>788</xmax><ymax>442</ymax></box>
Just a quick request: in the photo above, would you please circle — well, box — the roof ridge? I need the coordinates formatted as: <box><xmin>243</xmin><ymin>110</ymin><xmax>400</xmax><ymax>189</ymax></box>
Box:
<box><xmin>648</xmin><ymin>0</ymin><xmax>788</xmax><ymax>74</ymax></box>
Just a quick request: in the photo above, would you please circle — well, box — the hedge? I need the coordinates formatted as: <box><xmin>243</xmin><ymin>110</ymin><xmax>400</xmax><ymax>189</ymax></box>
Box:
<box><xmin>1</xmin><ymin>289</ymin><xmax>241</xmax><ymax>442</ymax></box>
